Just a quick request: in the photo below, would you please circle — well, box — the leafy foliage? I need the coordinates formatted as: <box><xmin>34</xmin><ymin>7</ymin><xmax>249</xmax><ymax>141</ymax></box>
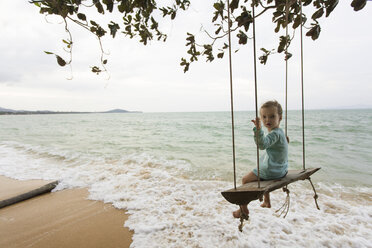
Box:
<box><xmin>351</xmin><ymin>0</ymin><xmax>367</xmax><ymax>11</ymax></box>
<box><xmin>31</xmin><ymin>0</ymin><xmax>367</xmax><ymax>74</ymax></box>
<box><xmin>181</xmin><ymin>0</ymin><xmax>367</xmax><ymax>71</ymax></box>
<box><xmin>31</xmin><ymin>0</ymin><xmax>190</xmax><ymax>74</ymax></box>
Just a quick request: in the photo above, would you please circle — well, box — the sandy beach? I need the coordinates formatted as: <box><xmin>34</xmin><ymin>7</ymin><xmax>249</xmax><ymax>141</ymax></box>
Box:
<box><xmin>0</xmin><ymin>176</ymin><xmax>133</xmax><ymax>248</ymax></box>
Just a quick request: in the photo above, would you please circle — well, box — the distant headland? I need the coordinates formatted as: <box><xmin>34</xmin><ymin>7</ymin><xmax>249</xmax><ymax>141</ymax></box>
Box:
<box><xmin>0</xmin><ymin>107</ymin><xmax>142</xmax><ymax>115</ymax></box>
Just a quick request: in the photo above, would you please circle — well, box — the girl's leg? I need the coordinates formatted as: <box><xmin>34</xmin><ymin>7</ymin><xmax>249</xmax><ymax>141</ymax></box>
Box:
<box><xmin>233</xmin><ymin>172</ymin><xmax>259</xmax><ymax>218</ymax></box>
<box><xmin>260</xmin><ymin>192</ymin><xmax>271</xmax><ymax>208</ymax></box>
<box><xmin>242</xmin><ymin>171</ymin><xmax>259</xmax><ymax>184</ymax></box>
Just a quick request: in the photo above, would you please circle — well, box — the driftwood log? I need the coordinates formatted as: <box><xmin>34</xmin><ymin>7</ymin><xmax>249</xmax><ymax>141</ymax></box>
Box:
<box><xmin>0</xmin><ymin>181</ymin><xmax>59</xmax><ymax>209</ymax></box>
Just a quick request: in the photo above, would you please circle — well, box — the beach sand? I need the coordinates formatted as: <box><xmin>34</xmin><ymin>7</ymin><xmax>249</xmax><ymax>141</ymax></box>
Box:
<box><xmin>0</xmin><ymin>176</ymin><xmax>133</xmax><ymax>248</ymax></box>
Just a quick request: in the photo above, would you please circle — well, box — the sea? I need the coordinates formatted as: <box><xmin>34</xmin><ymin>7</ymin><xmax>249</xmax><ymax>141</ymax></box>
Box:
<box><xmin>0</xmin><ymin>109</ymin><xmax>371</xmax><ymax>248</ymax></box>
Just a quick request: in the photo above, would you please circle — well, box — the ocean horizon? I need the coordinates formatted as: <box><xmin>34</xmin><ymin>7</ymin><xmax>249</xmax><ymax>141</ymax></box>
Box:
<box><xmin>1</xmin><ymin>105</ymin><xmax>372</xmax><ymax>114</ymax></box>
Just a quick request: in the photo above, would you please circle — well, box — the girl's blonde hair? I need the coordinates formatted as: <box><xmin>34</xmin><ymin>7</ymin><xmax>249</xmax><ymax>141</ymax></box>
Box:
<box><xmin>261</xmin><ymin>100</ymin><xmax>283</xmax><ymax>117</ymax></box>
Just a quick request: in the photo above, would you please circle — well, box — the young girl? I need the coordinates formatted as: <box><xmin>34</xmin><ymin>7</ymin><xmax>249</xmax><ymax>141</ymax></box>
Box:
<box><xmin>233</xmin><ymin>100</ymin><xmax>288</xmax><ymax>218</ymax></box>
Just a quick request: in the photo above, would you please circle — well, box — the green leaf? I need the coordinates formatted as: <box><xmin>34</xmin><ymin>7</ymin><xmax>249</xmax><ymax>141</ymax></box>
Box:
<box><xmin>259</xmin><ymin>54</ymin><xmax>268</xmax><ymax>64</ymax></box>
<box><xmin>306</xmin><ymin>25</ymin><xmax>321</xmax><ymax>40</ymax></box>
<box><xmin>213</xmin><ymin>2</ymin><xmax>224</xmax><ymax>11</ymax></box>
<box><xmin>313</xmin><ymin>0</ymin><xmax>322</xmax><ymax>8</ymax></box>
<box><xmin>275</xmin><ymin>22</ymin><xmax>281</xmax><ymax>33</ymax></box>
<box><xmin>171</xmin><ymin>11</ymin><xmax>176</xmax><ymax>20</ymax></box>
<box><xmin>91</xmin><ymin>66</ymin><xmax>102</xmax><ymax>74</ymax></box>
<box><xmin>326</xmin><ymin>0</ymin><xmax>338</xmax><ymax>17</ymax></box>
<box><xmin>293</xmin><ymin>15</ymin><xmax>301</xmax><ymax>29</ymax></box>
<box><xmin>285</xmin><ymin>52</ymin><xmax>292</xmax><ymax>61</ymax></box>
<box><xmin>108</xmin><ymin>22</ymin><xmax>120</xmax><ymax>38</ymax></box>
<box><xmin>215</xmin><ymin>26</ymin><xmax>222</xmax><ymax>35</ymax></box>
<box><xmin>77</xmin><ymin>13</ymin><xmax>86</xmax><ymax>21</ymax></box>
<box><xmin>237</xmin><ymin>31</ymin><xmax>248</xmax><ymax>45</ymax></box>
<box><xmin>303</xmin><ymin>0</ymin><xmax>312</xmax><ymax>6</ymax></box>
<box><xmin>311</xmin><ymin>8</ymin><xmax>324</xmax><ymax>20</ymax></box>
<box><xmin>277</xmin><ymin>35</ymin><xmax>289</xmax><ymax>53</ymax></box>
<box><xmin>56</xmin><ymin>55</ymin><xmax>66</xmax><ymax>67</ymax></box>
<box><xmin>44</xmin><ymin>51</ymin><xmax>54</xmax><ymax>55</ymax></box>
<box><xmin>180</xmin><ymin>58</ymin><xmax>190</xmax><ymax>73</ymax></box>
<box><xmin>103</xmin><ymin>0</ymin><xmax>114</xmax><ymax>12</ymax></box>
<box><xmin>351</xmin><ymin>0</ymin><xmax>366</xmax><ymax>11</ymax></box>
<box><xmin>212</xmin><ymin>1</ymin><xmax>224</xmax><ymax>22</ymax></box>
<box><xmin>230</xmin><ymin>0</ymin><xmax>239</xmax><ymax>12</ymax></box>
<box><xmin>95</xmin><ymin>2</ymin><xmax>104</xmax><ymax>14</ymax></box>
<box><xmin>236</xmin><ymin>9</ymin><xmax>252</xmax><ymax>32</ymax></box>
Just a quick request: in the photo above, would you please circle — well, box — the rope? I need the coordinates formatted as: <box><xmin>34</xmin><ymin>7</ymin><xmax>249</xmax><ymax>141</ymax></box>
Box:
<box><xmin>285</xmin><ymin>0</ymin><xmax>289</xmax><ymax>137</ymax></box>
<box><xmin>275</xmin><ymin>186</ymin><xmax>291</xmax><ymax>218</ymax></box>
<box><xmin>300</xmin><ymin>0</ymin><xmax>306</xmax><ymax>171</ymax></box>
<box><xmin>238</xmin><ymin>205</ymin><xmax>249</xmax><ymax>232</ymax></box>
<box><xmin>307</xmin><ymin>177</ymin><xmax>320</xmax><ymax>210</ymax></box>
<box><xmin>252</xmin><ymin>0</ymin><xmax>261</xmax><ymax>188</ymax></box>
<box><xmin>226</xmin><ymin>0</ymin><xmax>237</xmax><ymax>190</ymax></box>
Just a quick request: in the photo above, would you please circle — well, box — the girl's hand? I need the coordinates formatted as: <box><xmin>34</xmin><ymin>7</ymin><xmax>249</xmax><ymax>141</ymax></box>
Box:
<box><xmin>251</xmin><ymin>117</ymin><xmax>261</xmax><ymax>130</ymax></box>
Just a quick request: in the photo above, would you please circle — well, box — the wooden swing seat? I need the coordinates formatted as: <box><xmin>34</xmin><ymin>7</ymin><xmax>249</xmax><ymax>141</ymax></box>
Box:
<box><xmin>221</xmin><ymin>167</ymin><xmax>320</xmax><ymax>206</ymax></box>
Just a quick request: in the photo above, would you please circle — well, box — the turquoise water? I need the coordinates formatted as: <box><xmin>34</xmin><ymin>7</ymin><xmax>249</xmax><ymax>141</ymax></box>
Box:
<box><xmin>1</xmin><ymin>109</ymin><xmax>371</xmax><ymax>187</ymax></box>
<box><xmin>0</xmin><ymin>110</ymin><xmax>371</xmax><ymax>247</ymax></box>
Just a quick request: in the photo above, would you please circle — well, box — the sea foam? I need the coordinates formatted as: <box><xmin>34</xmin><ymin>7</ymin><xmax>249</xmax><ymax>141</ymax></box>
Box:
<box><xmin>0</xmin><ymin>143</ymin><xmax>371</xmax><ymax>248</ymax></box>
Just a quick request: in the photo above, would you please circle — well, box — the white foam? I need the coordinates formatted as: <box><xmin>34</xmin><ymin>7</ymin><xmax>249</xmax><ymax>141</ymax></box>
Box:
<box><xmin>0</xmin><ymin>143</ymin><xmax>371</xmax><ymax>248</ymax></box>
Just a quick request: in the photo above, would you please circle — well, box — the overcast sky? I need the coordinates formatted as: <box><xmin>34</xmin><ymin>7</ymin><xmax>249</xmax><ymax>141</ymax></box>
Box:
<box><xmin>1</xmin><ymin>1</ymin><xmax>371</xmax><ymax>112</ymax></box>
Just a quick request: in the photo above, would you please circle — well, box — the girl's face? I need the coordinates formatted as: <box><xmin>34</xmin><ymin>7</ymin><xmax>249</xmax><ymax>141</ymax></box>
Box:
<box><xmin>260</xmin><ymin>106</ymin><xmax>282</xmax><ymax>132</ymax></box>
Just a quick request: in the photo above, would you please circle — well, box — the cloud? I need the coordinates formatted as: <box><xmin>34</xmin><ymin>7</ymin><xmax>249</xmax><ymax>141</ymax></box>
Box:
<box><xmin>1</xmin><ymin>1</ymin><xmax>371</xmax><ymax>112</ymax></box>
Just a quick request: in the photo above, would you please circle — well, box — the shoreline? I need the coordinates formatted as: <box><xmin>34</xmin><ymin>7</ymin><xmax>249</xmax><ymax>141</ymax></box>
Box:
<box><xmin>0</xmin><ymin>176</ymin><xmax>133</xmax><ymax>248</ymax></box>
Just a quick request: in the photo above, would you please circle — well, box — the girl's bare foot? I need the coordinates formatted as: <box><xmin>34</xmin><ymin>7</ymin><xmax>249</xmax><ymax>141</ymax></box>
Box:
<box><xmin>260</xmin><ymin>202</ymin><xmax>271</xmax><ymax>208</ymax></box>
<box><xmin>233</xmin><ymin>209</ymin><xmax>241</xmax><ymax>218</ymax></box>
<box><xmin>261</xmin><ymin>193</ymin><xmax>271</xmax><ymax>208</ymax></box>
<box><xmin>233</xmin><ymin>206</ymin><xmax>249</xmax><ymax>218</ymax></box>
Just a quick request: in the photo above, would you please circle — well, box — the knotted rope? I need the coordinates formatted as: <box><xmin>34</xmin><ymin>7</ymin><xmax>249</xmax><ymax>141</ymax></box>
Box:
<box><xmin>275</xmin><ymin>186</ymin><xmax>291</xmax><ymax>218</ymax></box>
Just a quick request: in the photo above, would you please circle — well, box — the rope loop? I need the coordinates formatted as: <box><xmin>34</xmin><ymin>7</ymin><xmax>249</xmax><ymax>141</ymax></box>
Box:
<box><xmin>275</xmin><ymin>186</ymin><xmax>291</xmax><ymax>218</ymax></box>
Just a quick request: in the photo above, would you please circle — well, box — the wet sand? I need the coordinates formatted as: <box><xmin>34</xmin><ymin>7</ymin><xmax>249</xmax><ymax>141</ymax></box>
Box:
<box><xmin>0</xmin><ymin>176</ymin><xmax>133</xmax><ymax>248</ymax></box>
